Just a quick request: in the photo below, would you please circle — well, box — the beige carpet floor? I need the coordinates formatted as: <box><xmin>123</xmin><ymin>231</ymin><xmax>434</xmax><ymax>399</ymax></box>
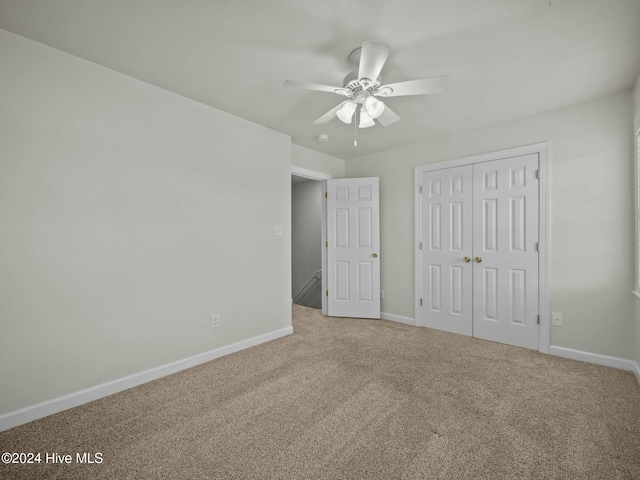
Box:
<box><xmin>1</xmin><ymin>305</ymin><xmax>639</xmax><ymax>479</ymax></box>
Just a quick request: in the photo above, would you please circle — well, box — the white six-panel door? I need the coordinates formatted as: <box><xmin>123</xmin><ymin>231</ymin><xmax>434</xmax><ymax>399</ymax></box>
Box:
<box><xmin>420</xmin><ymin>166</ymin><xmax>473</xmax><ymax>335</ymax></box>
<box><xmin>472</xmin><ymin>154</ymin><xmax>539</xmax><ymax>349</ymax></box>
<box><xmin>327</xmin><ymin>178</ymin><xmax>380</xmax><ymax>319</ymax></box>
<box><xmin>420</xmin><ymin>154</ymin><xmax>539</xmax><ymax>349</ymax></box>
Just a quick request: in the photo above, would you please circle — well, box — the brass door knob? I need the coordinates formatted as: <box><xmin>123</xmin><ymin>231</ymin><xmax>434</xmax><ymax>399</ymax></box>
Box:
<box><xmin>475</xmin><ymin>256</ymin><xmax>482</xmax><ymax>263</ymax></box>
<box><xmin>372</xmin><ymin>253</ymin><xmax>378</xmax><ymax>258</ymax></box>
<box><xmin>463</xmin><ymin>256</ymin><xmax>471</xmax><ymax>262</ymax></box>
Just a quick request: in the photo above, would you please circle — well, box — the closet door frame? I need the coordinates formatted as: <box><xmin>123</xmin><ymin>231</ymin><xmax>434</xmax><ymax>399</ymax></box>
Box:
<box><xmin>414</xmin><ymin>143</ymin><xmax>550</xmax><ymax>353</ymax></box>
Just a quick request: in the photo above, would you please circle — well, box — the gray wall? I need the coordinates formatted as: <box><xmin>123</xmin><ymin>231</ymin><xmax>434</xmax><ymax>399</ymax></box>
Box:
<box><xmin>347</xmin><ymin>91</ymin><xmax>635</xmax><ymax>361</ymax></box>
<box><xmin>291</xmin><ymin>180</ymin><xmax>323</xmax><ymax>309</ymax></box>
<box><xmin>0</xmin><ymin>30</ymin><xmax>292</xmax><ymax>416</ymax></box>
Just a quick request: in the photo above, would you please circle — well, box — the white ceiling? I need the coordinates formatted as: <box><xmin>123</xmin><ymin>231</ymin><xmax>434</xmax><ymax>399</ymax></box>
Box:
<box><xmin>1</xmin><ymin>0</ymin><xmax>639</xmax><ymax>160</ymax></box>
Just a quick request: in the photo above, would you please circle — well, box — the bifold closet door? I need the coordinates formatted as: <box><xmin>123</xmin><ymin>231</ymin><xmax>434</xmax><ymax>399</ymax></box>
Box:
<box><xmin>472</xmin><ymin>154</ymin><xmax>539</xmax><ymax>350</ymax></box>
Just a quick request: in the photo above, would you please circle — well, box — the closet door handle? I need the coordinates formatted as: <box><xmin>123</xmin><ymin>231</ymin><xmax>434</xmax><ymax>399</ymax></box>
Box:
<box><xmin>463</xmin><ymin>256</ymin><xmax>471</xmax><ymax>262</ymax></box>
<box><xmin>475</xmin><ymin>256</ymin><xmax>482</xmax><ymax>263</ymax></box>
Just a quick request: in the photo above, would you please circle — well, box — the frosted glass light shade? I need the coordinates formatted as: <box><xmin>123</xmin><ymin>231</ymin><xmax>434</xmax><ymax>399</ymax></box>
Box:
<box><xmin>336</xmin><ymin>101</ymin><xmax>357</xmax><ymax>124</ymax></box>
<box><xmin>359</xmin><ymin>108</ymin><xmax>375</xmax><ymax>128</ymax></box>
<box><xmin>364</xmin><ymin>96</ymin><xmax>384</xmax><ymax>119</ymax></box>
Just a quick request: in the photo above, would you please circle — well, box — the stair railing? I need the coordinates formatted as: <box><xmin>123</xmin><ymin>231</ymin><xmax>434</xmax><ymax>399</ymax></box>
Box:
<box><xmin>292</xmin><ymin>269</ymin><xmax>322</xmax><ymax>304</ymax></box>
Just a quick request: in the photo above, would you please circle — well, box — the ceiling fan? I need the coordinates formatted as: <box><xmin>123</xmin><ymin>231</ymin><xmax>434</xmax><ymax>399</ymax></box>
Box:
<box><xmin>284</xmin><ymin>40</ymin><xmax>448</xmax><ymax>129</ymax></box>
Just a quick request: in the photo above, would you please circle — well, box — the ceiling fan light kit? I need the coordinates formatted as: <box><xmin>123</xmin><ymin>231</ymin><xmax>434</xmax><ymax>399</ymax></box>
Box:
<box><xmin>363</xmin><ymin>95</ymin><xmax>384</xmax><ymax>118</ymax></box>
<box><xmin>359</xmin><ymin>110</ymin><xmax>375</xmax><ymax>128</ymax></box>
<box><xmin>285</xmin><ymin>40</ymin><xmax>449</xmax><ymax>143</ymax></box>
<box><xmin>336</xmin><ymin>101</ymin><xmax>357</xmax><ymax>123</ymax></box>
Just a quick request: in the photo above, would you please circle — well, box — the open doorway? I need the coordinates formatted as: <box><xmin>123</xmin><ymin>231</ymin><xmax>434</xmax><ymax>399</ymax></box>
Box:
<box><xmin>291</xmin><ymin>166</ymin><xmax>330</xmax><ymax>314</ymax></box>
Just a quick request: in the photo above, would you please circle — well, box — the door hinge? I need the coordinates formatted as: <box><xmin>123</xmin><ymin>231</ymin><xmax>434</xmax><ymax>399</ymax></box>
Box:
<box><xmin>420</xmin><ymin>298</ymin><xmax>423</xmax><ymax>306</ymax></box>
<box><xmin>325</xmin><ymin>192</ymin><xmax>328</xmax><ymax>199</ymax></box>
<box><xmin>537</xmin><ymin>315</ymin><xmax>540</xmax><ymax>325</ymax></box>
<box><xmin>419</xmin><ymin>241</ymin><xmax>423</xmax><ymax>250</ymax></box>
<box><xmin>326</xmin><ymin>290</ymin><xmax>328</xmax><ymax>297</ymax></box>
<box><xmin>535</xmin><ymin>169</ymin><xmax>540</xmax><ymax>179</ymax></box>
<box><xmin>326</xmin><ymin>241</ymin><xmax>328</xmax><ymax>248</ymax></box>
<box><xmin>535</xmin><ymin>242</ymin><xmax>539</xmax><ymax>252</ymax></box>
<box><xmin>419</xmin><ymin>185</ymin><xmax>423</xmax><ymax>194</ymax></box>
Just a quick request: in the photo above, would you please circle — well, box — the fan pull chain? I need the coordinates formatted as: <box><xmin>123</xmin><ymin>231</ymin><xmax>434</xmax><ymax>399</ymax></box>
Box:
<box><xmin>354</xmin><ymin>109</ymin><xmax>358</xmax><ymax>147</ymax></box>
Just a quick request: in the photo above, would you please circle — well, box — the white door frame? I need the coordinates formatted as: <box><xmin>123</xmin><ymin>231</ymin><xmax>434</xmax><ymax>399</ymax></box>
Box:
<box><xmin>414</xmin><ymin>143</ymin><xmax>550</xmax><ymax>353</ymax></box>
<box><xmin>291</xmin><ymin>166</ymin><xmax>331</xmax><ymax>315</ymax></box>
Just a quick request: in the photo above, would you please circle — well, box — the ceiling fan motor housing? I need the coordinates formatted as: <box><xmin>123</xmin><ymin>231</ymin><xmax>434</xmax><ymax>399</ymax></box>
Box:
<box><xmin>342</xmin><ymin>70</ymin><xmax>382</xmax><ymax>96</ymax></box>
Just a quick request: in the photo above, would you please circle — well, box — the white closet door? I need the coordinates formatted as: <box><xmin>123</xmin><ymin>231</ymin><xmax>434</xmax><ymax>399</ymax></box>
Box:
<box><xmin>472</xmin><ymin>154</ymin><xmax>539</xmax><ymax>350</ymax></box>
<box><xmin>326</xmin><ymin>177</ymin><xmax>380</xmax><ymax>319</ymax></box>
<box><xmin>420</xmin><ymin>166</ymin><xmax>473</xmax><ymax>335</ymax></box>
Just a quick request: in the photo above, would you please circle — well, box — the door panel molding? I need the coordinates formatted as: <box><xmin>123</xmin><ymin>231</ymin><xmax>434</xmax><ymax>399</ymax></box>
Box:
<box><xmin>415</xmin><ymin>143</ymin><xmax>550</xmax><ymax>353</ymax></box>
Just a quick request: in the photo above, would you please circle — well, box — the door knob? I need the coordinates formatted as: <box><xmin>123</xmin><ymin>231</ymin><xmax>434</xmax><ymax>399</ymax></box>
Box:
<box><xmin>463</xmin><ymin>256</ymin><xmax>471</xmax><ymax>262</ymax></box>
<box><xmin>475</xmin><ymin>256</ymin><xmax>482</xmax><ymax>263</ymax></box>
<box><xmin>372</xmin><ymin>253</ymin><xmax>378</xmax><ymax>258</ymax></box>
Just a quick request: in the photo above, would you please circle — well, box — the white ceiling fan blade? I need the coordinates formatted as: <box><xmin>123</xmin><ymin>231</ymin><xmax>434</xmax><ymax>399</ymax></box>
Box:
<box><xmin>313</xmin><ymin>101</ymin><xmax>348</xmax><ymax>125</ymax></box>
<box><xmin>375</xmin><ymin>76</ymin><xmax>448</xmax><ymax>97</ymax></box>
<box><xmin>376</xmin><ymin>105</ymin><xmax>400</xmax><ymax>127</ymax></box>
<box><xmin>284</xmin><ymin>80</ymin><xmax>346</xmax><ymax>95</ymax></box>
<box><xmin>358</xmin><ymin>41</ymin><xmax>390</xmax><ymax>84</ymax></box>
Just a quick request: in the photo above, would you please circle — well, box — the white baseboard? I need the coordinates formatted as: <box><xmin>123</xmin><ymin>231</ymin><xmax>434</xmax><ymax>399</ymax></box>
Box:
<box><xmin>381</xmin><ymin>312</ymin><xmax>416</xmax><ymax>326</ymax></box>
<box><xmin>0</xmin><ymin>326</ymin><xmax>294</xmax><ymax>432</ymax></box>
<box><xmin>549</xmin><ymin>346</ymin><xmax>640</xmax><ymax>382</ymax></box>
